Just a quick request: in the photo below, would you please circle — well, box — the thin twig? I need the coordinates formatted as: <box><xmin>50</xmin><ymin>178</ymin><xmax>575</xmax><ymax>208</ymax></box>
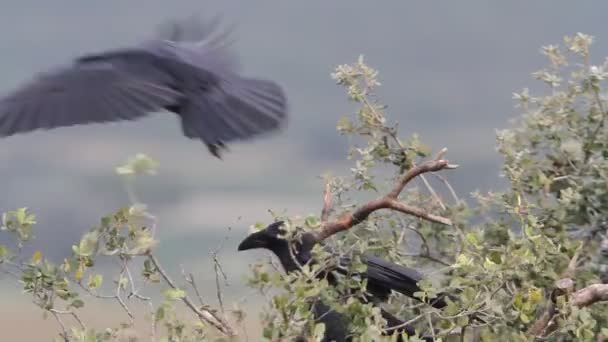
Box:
<box><xmin>182</xmin><ymin>268</ymin><xmax>205</xmax><ymax>307</ymax></box>
<box><xmin>398</xmin><ymin>252</ymin><xmax>451</xmax><ymax>267</ymax></box>
<box><xmin>70</xmin><ymin>311</ymin><xmax>86</xmax><ymax>330</ymax></box>
<box><xmin>123</xmin><ymin>259</ymin><xmax>151</xmax><ymax>301</ymax></box>
<box><xmin>213</xmin><ymin>255</ymin><xmax>228</xmax><ymax>314</ymax></box>
<box><xmin>149</xmin><ymin>302</ymin><xmax>157</xmax><ymax>342</ymax></box>
<box><xmin>361</xmin><ymin>86</ymin><xmax>448</xmax><ymax>210</ymax></box>
<box><xmin>76</xmin><ymin>269</ymin><xmax>135</xmax><ymax>322</ymax></box>
<box><xmin>321</xmin><ymin>182</ymin><xmax>333</xmax><ymax>222</ymax></box>
<box><xmin>115</xmin><ymin>269</ymin><xmax>135</xmax><ymax>323</ymax></box>
<box><xmin>49</xmin><ymin>309</ymin><xmax>86</xmax><ymax>330</ymax></box>
<box><xmin>50</xmin><ymin>310</ymin><xmax>69</xmax><ymax>342</ymax></box>
<box><xmin>384</xmin><ymin>311</ymin><xmax>426</xmax><ymax>332</ymax></box>
<box><xmin>432</xmin><ymin>172</ymin><xmax>461</xmax><ymax>204</ymax></box>
<box><xmin>0</xmin><ymin>266</ymin><xmax>21</xmax><ymax>279</ymax></box>
<box><xmin>427</xmin><ymin>313</ymin><xmax>436</xmax><ymax>340</ymax></box>
<box><xmin>589</xmin><ymin>87</ymin><xmax>607</xmax><ymax>147</ymax></box>
<box><xmin>148</xmin><ymin>254</ymin><xmax>235</xmax><ymax>336</ymax></box>
<box><xmin>211</xmin><ymin>233</ymin><xmax>230</xmax><ymax>314</ymax></box>
<box><xmin>384</xmin><ymin>127</ymin><xmax>447</xmax><ymax>209</ymax></box>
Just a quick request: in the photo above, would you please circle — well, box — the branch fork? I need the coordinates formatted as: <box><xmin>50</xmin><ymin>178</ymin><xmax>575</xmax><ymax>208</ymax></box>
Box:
<box><xmin>314</xmin><ymin>148</ymin><xmax>457</xmax><ymax>242</ymax></box>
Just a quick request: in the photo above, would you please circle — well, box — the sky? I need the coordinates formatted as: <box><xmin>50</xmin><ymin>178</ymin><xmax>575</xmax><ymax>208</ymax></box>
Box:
<box><xmin>1</xmin><ymin>1</ymin><xmax>608</xmax><ymax>340</ymax></box>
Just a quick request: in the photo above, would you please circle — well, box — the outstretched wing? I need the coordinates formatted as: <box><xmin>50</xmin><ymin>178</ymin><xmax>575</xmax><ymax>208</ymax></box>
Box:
<box><xmin>0</xmin><ymin>55</ymin><xmax>180</xmax><ymax>137</ymax></box>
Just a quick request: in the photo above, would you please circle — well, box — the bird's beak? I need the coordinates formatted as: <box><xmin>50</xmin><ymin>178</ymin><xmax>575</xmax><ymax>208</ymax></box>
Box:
<box><xmin>237</xmin><ymin>232</ymin><xmax>266</xmax><ymax>251</ymax></box>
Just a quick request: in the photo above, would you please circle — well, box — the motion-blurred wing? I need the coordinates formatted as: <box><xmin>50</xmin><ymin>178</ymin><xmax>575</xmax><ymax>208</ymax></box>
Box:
<box><xmin>147</xmin><ymin>14</ymin><xmax>239</xmax><ymax>74</ymax></box>
<box><xmin>179</xmin><ymin>76</ymin><xmax>287</xmax><ymax>146</ymax></box>
<box><xmin>0</xmin><ymin>58</ymin><xmax>180</xmax><ymax>137</ymax></box>
<box><xmin>146</xmin><ymin>15</ymin><xmax>288</xmax><ymax>155</ymax></box>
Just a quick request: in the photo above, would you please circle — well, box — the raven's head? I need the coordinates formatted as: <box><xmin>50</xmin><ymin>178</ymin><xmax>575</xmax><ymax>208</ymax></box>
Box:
<box><xmin>237</xmin><ymin>220</ymin><xmax>288</xmax><ymax>251</ymax></box>
<box><xmin>237</xmin><ymin>221</ymin><xmax>317</xmax><ymax>272</ymax></box>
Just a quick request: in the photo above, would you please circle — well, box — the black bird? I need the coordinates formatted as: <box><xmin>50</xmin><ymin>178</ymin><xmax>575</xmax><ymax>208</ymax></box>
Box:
<box><xmin>294</xmin><ymin>300</ymin><xmax>426</xmax><ymax>342</ymax></box>
<box><xmin>0</xmin><ymin>16</ymin><xmax>287</xmax><ymax>158</ymax></box>
<box><xmin>238</xmin><ymin>221</ymin><xmax>449</xmax><ymax>308</ymax></box>
<box><xmin>238</xmin><ymin>221</ymin><xmax>444</xmax><ymax>341</ymax></box>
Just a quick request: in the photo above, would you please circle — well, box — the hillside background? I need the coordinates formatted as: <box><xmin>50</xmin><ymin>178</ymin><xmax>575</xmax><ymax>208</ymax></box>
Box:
<box><xmin>1</xmin><ymin>1</ymin><xmax>607</xmax><ymax>339</ymax></box>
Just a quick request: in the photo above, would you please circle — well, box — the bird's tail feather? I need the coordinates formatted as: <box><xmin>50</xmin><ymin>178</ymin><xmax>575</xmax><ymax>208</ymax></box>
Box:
<box><xmin>180</xmin><ymin>76</ymin><xmax>288</xmax><ymax>157</ymax></box>
<box><xmin>364</xmin><ymin>256</ymin><xmax>449</xmax><ymax>308</ymax></box>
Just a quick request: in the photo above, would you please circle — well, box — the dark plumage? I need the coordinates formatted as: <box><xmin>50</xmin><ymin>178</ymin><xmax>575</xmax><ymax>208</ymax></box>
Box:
<box><xmin>0</xmin><ymin>16</ymin><xmax>287</xmax><ymax>158</ymax></box>
<box><xmin>238</xmin><ymin>221</ymin><xmax>444</xmax><ymax>341</ymax></box>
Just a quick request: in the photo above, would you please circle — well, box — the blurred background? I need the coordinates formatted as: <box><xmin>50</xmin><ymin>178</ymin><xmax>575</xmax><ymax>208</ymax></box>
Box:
<box><xmin>1</xmin><ymin>1</ymin><xmax>608</xmax><ymax>339</ymax></box>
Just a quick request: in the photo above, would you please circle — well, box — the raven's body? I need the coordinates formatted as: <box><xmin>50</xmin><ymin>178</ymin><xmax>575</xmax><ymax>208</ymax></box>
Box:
<box><xmin>0</xmin><ymin>17</ymin><xmax>287</xmax><ymax>158</ymax></box>
<box><xmin>238</xmin><ymin>221</ymin><xmax>441</xmax><ymax>341</ymax></box>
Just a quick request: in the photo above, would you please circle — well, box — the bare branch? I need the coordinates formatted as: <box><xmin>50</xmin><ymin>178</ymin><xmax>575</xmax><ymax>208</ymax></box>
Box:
<box><xmin>432</xmin><ymin>172</ymin><xmax>461</xmax><ymax>204</ymax></box>
<box><xmin>148</xmin><ymin>302</ymin><xmax>157</xmax><ymax>342</ymax></box>
<box><xmin>313</xmin><ymin>153</ymin><xmax>455</xmax><ymax>242</ymax></box>
<box><xmin>77</xmin><ymin>264</ymin><xmax>140</xmax><ymax>323</ymax></box>
<box><xmin>563</xmin><ymin>241</ymin><xmax>584</xmax><ymax>279</ymax></box>
<box><xmin>115</xmin><ymin>271</ymin><xmax>135</xmax><ymax>323</ymax></box>
<box><xmin>50</xmin><ymin>310</ymin><xmax>69</xmax><ymax>342</ymax></box>
<box><xmin>387</xmin><ymin>150</ymin><xmax>454</xmax><ymax>200</ymax></box>
<box><xmin>49</xmin><ymin>308</ymin><xmax>86</xmax><ymax>341</ymax></box>
<box><xmin>321</xmin><ymin>182</ymin><xmax>333</xmax><ymax>222</ymax></box>
<box><xmin>182</xmin><ymin>267</ymin><xmax>205</xmax><ymax>308</ymax></box>
<box><xmin>123</xmin><ymin>260</ymin><xmax>151</xmax><ymax>301</ymax></box>
<box><xmin>528</xmin><ymin>241</ymin><xmax>608</xmax><ymax>338</ymax></box>
<box><xmin>387</xmin><ymin>201</ymin><xmax>453</xmax><ymax>225</ymax></box>
<box><xmin>148</xmin><ymin>254</ymin><xmax>236</xmax><ymax>336</ymax></box>
<box><xmin>213</xmin><ymin>255</ymin><xmax>228</xmax><ymax>314</ymax></box>
<box><xmin>384</xmin><ymin>127</ymin><xmax>450</xmax><ymax>210</ymax></box>
<box><xmin>570</xmin><ymin>283</ymin><xmax>608</xmax><ymax>307</ymax></box>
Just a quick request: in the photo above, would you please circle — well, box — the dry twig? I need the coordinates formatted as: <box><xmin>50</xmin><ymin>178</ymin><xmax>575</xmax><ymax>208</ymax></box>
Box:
<box><xmin>148</xmin><ymin>254</ymin><xmax>236</xmax><ymax>336</ymax></box>
<box><xmin>527</xmin><ymin>241</ymin><xmax>608</xmax><ymax>338</ymax></box>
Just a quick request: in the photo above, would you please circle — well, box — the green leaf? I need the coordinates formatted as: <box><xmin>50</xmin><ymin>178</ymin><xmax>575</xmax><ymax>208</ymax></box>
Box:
<box><xmin>337</xmin><ymin>116</ymin><xmax>354</xmax><ymax>133</ymax></box>
<box><xmin>118</xmin><ymin>275</ymin><xmax>129</xmax><ymax>290</ymax></box>
<box><xmin>128</xmin><ymin>229</ymin><xmax>157</xmax><ymax>255</ymax></box>
<box><xmin>163</xmin><ymin>288</ymin><xmax>186</xmax><ymax>302</ymax></box>
<box><xmin>0</xmin><ymin>245</ymin><xmax>10</xmax><ymax>259</ymax></box>
<box><xmin>31</xmin><ymin>250</ymin><xmax>42</xmax><ymax>264</ymax></box>
<box><xmin>77</xmin><ymin>231</ymin><xmax>100</xmax><ymax>257</ymax></box>
<box><xmin>115</xmin><ymin>153</ymin><xmax>159</xmax><ymax>176</ymax></box>
<box><xmin>304</xmin><ymin>215</ymin><xmax>321</xmax><ymax>228</ymax></box>
<box><xmin>70</xmin><ymin>299</ymin><xmax>85</xmax><ymax>309</ymax></box>
<box><xmin>465</xmin><ymin>232</ymin><xmax>479</xmax><ymax>246</ymax></box>
<box><xmin>313</xmin><ymin>322</ymin><xmax>326</xmax><ymax>340</ymax></box>
<box><xmin>155</xmin><ymin>306</ymin><xmax>165</xmax><ymax>322</ymax></box>
<box><xmin>87</xmin><ymin>274</ymin><xmax>103</xmax><ymax>289</ymax></box>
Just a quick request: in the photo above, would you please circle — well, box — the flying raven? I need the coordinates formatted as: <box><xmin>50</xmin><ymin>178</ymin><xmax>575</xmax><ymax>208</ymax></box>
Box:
<box><xmin>0</xmin><ymin>16</ymin><xmax>287</xmax><ymax>158</ymax></box>
<box><xmin>238</xmin><ymin>221</ymin><xmax>445</xmax><ymax>341</ymax></box>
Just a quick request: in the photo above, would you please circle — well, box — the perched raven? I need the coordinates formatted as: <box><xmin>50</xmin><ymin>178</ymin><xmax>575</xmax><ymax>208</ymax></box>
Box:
<box><xmin>0</xmin><ymin>16</ymin><xmax>287</xmax><ymax>158</ymax></box>
<box><xmin>238</xmin><ymin>221</ymin><xmax>444</xmax><ymax>341</ymax></box>
<box><xmin>238</xmin><ymin>221</ymin><xmax>449</xmax><ymax>308</ymax></box>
